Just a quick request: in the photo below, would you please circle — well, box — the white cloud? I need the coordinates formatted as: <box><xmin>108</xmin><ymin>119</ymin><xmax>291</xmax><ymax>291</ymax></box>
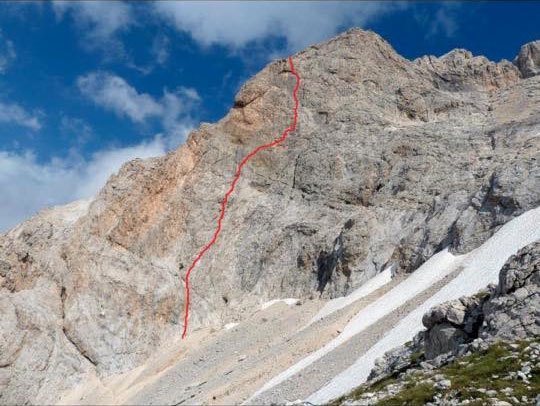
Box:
<box><xmin>0</xmin><ymin>30</ymin><xmax>16</xmax><ymax>74</ymax></box>
<box><xmin>413</xmin><ymin>3</ymin><xmax>461</xmax><ymax>40</ymax></box>
<box><xmin>52</xmin><ymin>1</ymin><xmax>133</xmax><ymax>55</ymax></box>
<box><xmin>161</xmin><ymin>87</ymin><xmax>200</xmax><ymax>131</ymax></box>
<box><xmin>60</xmin><ymin>115</ymin><xmax>93</xmax><ymax>144</ymax></box>
<box><xmin>1</xmin><ymin>71</ymin><xmax>197</xmax><ymax>231</ymax></box>
<box><xmin>428</xmin><ymin>5</ymin><xmax>459</xmax><ymax>38</ymax></box>
<box><xmin>153</xmin><ymin>1</ymin><xmax>403</xmax><ymax>52</ymax></box>
<box><xmin>0</xmin><ymin>101</ymin><xmax>42</xmax><ymax>130</ymax></box>
<box><xmin>77</xmin><ymin>71</ymin><xmax>200</xmax><ymax>144</ymax></box>
<box><xmin>77</xmin><ymin>71</ymin><xmax>163</xmax><ymax>122</ymax></box>
<box><xmin>0</xmin><ymin>130</ymin><xmax>192</xmax><ymax>232</ymax></box>
<box><xmin>152</xmin><ymin>34</ymin><xmax>170</xmax><ymax>65</ymax></box>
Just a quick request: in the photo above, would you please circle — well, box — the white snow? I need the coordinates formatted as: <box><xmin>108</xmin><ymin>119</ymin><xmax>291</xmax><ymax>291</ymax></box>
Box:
<box><xmin>247</xmin><ymin>249</ymin><xmax>462</xmax><ymax>402</ymax></box>
<box><xmin>306</xmin><ymin>267</ymin><xmax>393</xmax><ymax>327</ymax></box>
<box><xmin>224</xmin><ymin>322</ymin><xmax>239</xmax><ymax>330</ymax></box>
<box><xmin>261</xmin><ymin>298</ymin><xmax>299</xmax><ymax>310</ymax></box>
<box><xmin>307</xmin><ymin>206</ymin><xmax>540</xmax><ymax>404</ymax></box>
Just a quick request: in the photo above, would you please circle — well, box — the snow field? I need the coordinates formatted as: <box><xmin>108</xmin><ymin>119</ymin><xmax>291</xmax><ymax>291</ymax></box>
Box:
<box><xmin>308</xmin><ymin>206</ymin><xmax>540</xmax><ymax>403</ymax></box>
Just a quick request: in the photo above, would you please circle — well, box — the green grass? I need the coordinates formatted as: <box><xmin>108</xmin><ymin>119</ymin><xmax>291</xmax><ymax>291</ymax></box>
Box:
<box><xmin>327</xmin><ymin>374</ymin><xmax>398</xmax><ymax>406</ymax></box>
<box><xmin>409</xmin><ymin>350</ymin><xmax>424</xmax><ymax>364</ymax></box>
<box><xmin>328</xmin><ymin>339</ymin><xmax>540</xmax><ymax>406</ymax></box>
<box><xmin>438</xmin><ymin>340</ymin><xmax>539</xmax><ymax>403</ymax></box>
<box><xmin>375</xmin><ymin>383</ymin><xmax>436</xmax><ymax>405</ymax></box>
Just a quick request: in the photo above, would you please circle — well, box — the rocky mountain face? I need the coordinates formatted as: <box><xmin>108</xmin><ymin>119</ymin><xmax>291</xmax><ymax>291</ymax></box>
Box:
<box><xmin>0</xmin><ymin>29</ymin><xmax>539</xmax><ymax>404</ymax></box>
<box><xmin>422</xmin><ymin>241</ymin><xmax>540</xmax><ymax>359</ymax></box>
<box><xmin>335</xmin><ymin>241</ymin><xmax>540</xmax><ymax>405</ymax></box>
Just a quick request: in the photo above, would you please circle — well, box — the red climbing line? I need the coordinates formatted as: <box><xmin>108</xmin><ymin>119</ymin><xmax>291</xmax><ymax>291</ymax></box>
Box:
<box><xmin>181</xmin><ymin>56</ymin><xmax>301</xmax><ymax>339</ymax></box>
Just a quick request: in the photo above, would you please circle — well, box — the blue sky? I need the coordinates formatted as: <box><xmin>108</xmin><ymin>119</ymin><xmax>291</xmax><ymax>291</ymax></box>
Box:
<box><xmin>0</xmin><ymin>1</ymin><xmax>538</xmax><ymax>231</ymax></box>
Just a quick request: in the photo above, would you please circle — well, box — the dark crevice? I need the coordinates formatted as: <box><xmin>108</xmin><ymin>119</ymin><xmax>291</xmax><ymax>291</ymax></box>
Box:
<box><xmin>62</xmin><ymin>327</ymin><xmax>98</xmax><ymax>367</ymax></box>
<box><xmin>344</xmin><ymin>219</ymin><xmax>354</xmax><ymax>230</ymax></box>
<box><xmin>478</xmin><ymin>173</ymin><xmax>520</xmax><ymax>218</ymax></box>
<box><xmin>436</xmin><ymin>219</ymin><xmax>460</xmax><ymax>252</ymax></box>
<box><xmin>316</xmin><ymin>233</ymin><xmax>343</xmax><ymax>293</ymax></box>
<box><xmin>488</xmin><ymin>129</ymin><xmax>496</xmax><ymax>150</ymax></box>
<box><xmin>60</xmin><ymin>286</ymin><xmax>98</xmax><ymax>367</ymax></box>
<box><xmin>291</xmin><ymin>154</ymin><xmax>300</xmax><ymax>190</ymax></box>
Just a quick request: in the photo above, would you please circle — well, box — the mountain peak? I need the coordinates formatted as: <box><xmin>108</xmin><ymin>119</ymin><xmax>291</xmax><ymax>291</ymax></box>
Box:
<box><xmin>1</xmin><ymin>28</ymin><xmax>539</xmax><ymax>405</ymax></box>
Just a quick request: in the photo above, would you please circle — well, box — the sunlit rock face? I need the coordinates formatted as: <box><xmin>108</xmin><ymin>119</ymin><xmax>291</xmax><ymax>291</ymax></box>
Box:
<box><xmin>0</xmin><ymin>29</ymin><xmax>539</xmax><ymax>404</ymax></box>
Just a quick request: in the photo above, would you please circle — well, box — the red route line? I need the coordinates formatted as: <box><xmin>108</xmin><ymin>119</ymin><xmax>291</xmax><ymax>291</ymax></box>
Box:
<box><xmin>181</xmin><ymin>56</ymin><xmax>301</xmax><ymax>339</ymax></box>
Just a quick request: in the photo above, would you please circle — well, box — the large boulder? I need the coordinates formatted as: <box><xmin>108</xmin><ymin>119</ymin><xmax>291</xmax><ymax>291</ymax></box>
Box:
<box><xmin>422</xmin><ymin>241</ymin><xmax>540</xmax><ymax>359</ymax></box>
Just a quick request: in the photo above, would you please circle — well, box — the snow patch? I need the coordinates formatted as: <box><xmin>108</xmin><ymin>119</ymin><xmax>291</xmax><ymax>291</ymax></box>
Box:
<box><xmin>306</xmin><ymin>267</ymin><xmax>393</xmax><ymax>327</ymax></box>
<box><xmin>248</xmin><ymin>249</ymin><xmax>461</xmax><ymax>402</ymax></box>
<box><xmin>307</xmin><ymin>206</ymin><xmax>540</xmax><ymax>404</ymax></box>
<box><xmin>261</xmin><ymin>298</ymin><xmax>299</xmax><ymax>310</ymax></box>
<box><xmin>224</xmin><ymin>322</ymin><xmax>239</xmax><ymax>330</ymax></box>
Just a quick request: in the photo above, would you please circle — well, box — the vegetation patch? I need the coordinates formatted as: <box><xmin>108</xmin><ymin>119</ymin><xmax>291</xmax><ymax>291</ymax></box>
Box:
<box><xmin>440</xmin><ymin>340</ymin><xmax>539</xmax><ymax>403</ymax></box>
<box><xmin>375</xmin><ymin>382</ymin><xmax>436</xmax><ymax>405</ymax></box>
<box><xmin>409</xmin><ymin>350</ymin><xmax>424</xmax><ymax>364</ymax></box>
<box><xmin>329</xmin><ymin>339</ymin><xmax>540</xmax><ymax>406</ymax></box>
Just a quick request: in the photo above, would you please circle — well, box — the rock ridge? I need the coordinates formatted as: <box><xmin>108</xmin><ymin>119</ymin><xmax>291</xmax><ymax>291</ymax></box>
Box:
<box><xmin>0</xmin><ymin>28</ymin><xmax>539</xmax><ymax>404</ymax></box>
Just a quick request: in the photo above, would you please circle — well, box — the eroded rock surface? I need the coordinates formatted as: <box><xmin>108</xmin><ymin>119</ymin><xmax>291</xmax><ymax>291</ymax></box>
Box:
<box><xmin>514</xmin><ymin>40</ymin><xmax>540</xmax><ymax>78</ymax></box>
<box><xmin>1</xmin><ymin>29</ymin><xmax>539</xmax><ymax>404</ymax></box>
<box><xmin>421</xmin><ymin>241</ymin><xmax>540</xmax><ymax>359</ymax></box>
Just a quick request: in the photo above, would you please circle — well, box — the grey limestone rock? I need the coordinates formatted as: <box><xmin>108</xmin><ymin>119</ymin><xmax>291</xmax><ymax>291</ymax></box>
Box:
<box><xmin>423</xmin><ymin>241</ymin><xmax>540</xmax><ymax>359</ymax></box>
<box><xmin>481</xmin><ymin>241</ymin><xmax>540</xmax><ymax>341</ymax></box>
<box><xmin>514</xmin><ymin>40</ymin><xmax>540</xmax><ymax>78</ymax></box>
<box><xmin>368</xmin><ymin>241</ymin><xmax>540</xmax><ymax>384</ymax></box>
<box><xmin>0</xmin><ymin>29</ymin><xmax>539</xmax><ymax>404</ymax></box>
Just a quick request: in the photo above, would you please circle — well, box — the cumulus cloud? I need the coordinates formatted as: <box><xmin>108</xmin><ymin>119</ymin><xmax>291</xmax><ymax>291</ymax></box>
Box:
<box><xmin>153</xmin><ymin>1</ymin><xmax>403</xmax><ymax>52</ymax></box>
<box><xmin>0</xmin><ymin>70</ymin><xmax>200</xmax><ymax>231</ymax></box>
<box><xmin>0</xmin><ymin>130</ymin><xmax>192</xmax><ymax>232</ymax></box>
<box><xmin>0</xmin><ymin>30</ymin><xmax>16</xmax><ymax>74</ymax></box>
<box><xmin>77</xmin><ymin>72</ymin><xmax>163</xmax><ymax>122</ymax></box>
<box><xmin>161</xmin><ymin>87</ymin><xmax>200</xmax><ymax>129</ymax></box>
<box><xmin>52</xmin><ymin>1</ymin><xmax>132</xmax><ymax>55</ymax></box>
<box><xmin>0</xmin><ymin>101</ymin><xmax>42</xmax><ymax>130</ymax></box>
<box><xmin>77</xmin><ymin>71</ymin><xmax>200</xmax><ymax>142</ymax></box>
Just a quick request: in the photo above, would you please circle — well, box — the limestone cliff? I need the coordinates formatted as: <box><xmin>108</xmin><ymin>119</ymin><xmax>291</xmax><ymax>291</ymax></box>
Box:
<box><xmin>0</xmin><ymin>29</ymin><xmax>539</xmax><ymax>404</ymax></box>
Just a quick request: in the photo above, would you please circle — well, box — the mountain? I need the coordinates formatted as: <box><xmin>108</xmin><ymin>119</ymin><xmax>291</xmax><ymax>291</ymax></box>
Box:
<box><xmin>0</xmin><ymin>29</ymin><xmax>539</xmax><ymax>405</ymax></box>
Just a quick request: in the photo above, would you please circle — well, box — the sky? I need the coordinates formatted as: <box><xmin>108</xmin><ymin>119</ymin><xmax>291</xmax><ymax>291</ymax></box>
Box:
<box><xmin>0</xmin><ymin>1</ymin><xmax>538</xmax><ymax>231</ymax></box>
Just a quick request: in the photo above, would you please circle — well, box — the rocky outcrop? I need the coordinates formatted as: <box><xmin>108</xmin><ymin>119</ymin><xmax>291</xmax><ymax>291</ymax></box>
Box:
<box><xmin>1</xmin><ymin>29</ymin><xmax>539</xmax><ymax>404</ymax></box>
<box><xmin>422</xmin><ymin>241</ymin><xmax>540</xmax><ymax>358</ymax></box>
<box><xmin>484</xmin><ymin>241</ymin><xmax>540</xmax><ymax>340</ymax></box>
<box><xmin>514</xmin><ymin>40</ymin><xmax>540</xmax><ymax>78</ymax></box>
<box><xmin>339</xmin><ymin>339</ymin><xmax>540</xmax><ymax>406</ymax></box>
<box><xmin>338</xmin><ymin>242</ymin><xmax>540</xmax><ymax>406</ymax></box>
<box><xmin>422</xmin><ymin>292</ymin><xmax>489</xmax><ymax>359</ymax></box>
<box><xmin>415</xmin><ymin>49</ymin><xmax>519</xmax><ymax>92</ymax></box>
<box><xmin>366</xmin><ymin>241</ymin><xmax>539</xmax><ymax>386</ymax></box>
